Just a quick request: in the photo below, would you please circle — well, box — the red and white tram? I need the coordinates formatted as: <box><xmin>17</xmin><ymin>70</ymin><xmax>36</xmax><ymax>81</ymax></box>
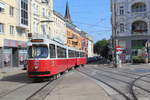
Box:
<box><xmin>27</xmin><ymin>38</ymin><xmax>87</xmax><ymax>78</ymax></box>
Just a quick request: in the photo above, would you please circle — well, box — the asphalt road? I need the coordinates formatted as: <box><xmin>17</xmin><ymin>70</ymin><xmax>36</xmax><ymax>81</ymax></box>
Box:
<box><xmin>1</xmin><ymin>64</ymin><xmax>150</xmax><ymax>100</ymax></box>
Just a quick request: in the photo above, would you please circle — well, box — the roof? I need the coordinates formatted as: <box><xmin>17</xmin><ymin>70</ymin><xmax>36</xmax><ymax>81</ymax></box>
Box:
<box><xmin>64</xmin><ymin>1</ymin><xmax>72</xmax><ymax>22</ymax></box>
<box><xmin>53</xmin><ymin>10</ymin><xmax>66</xmax><ymax>22</ymax></box>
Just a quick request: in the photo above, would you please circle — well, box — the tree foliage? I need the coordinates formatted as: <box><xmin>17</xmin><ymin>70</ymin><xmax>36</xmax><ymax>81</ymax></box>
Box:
<box><xmin>94</xmin><ymin>39</ymin><xmax>111</xmax><ymax>59</ymax></box>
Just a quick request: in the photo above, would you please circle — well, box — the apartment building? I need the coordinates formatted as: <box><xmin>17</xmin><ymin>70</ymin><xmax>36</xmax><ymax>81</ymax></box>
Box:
<box><xmin>0</xmin><ymin>0</ymin><xmax>29</xmax><ymax>68</ymax></box>
<box><xmin>80</xmin><ymin>31</ymin><xmax>88</xmax><ymax>57</ymax></box>
<box><xmin>111</xmin><ymin>0</ymin><xmax>150</xmax><ymax>58</ymax></box>
<box><xmin>30</xmin><ymin>0</ymin><xmax>53</xmax><ymax>39</ymax></box>
<box><xmin>87</xmin><ymin>35</ymin><xmax>94</xmax><ymax>57</ymax></box>
<box><xmin>66</xmin><ymin>23</ymin><xmax>82</xmax><ymax>50</ymax></box>
<box><xmin>51</xmin><ymin>11</ymin><xmax>67</xmax><ymax>44</ymax></box>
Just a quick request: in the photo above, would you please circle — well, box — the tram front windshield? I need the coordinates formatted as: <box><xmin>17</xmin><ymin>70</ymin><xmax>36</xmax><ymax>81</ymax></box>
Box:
<box><xmin>28</xmin><ymin>45</ymin><xmax>48</xmax><ymax>58</ymax></box>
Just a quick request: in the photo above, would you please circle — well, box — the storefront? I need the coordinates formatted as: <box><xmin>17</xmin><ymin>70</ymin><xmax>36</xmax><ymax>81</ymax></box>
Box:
<box><xmin>18</xmin><ymin>49</ymin><xmax>27</xmax><ymax>67</ymax></box>
<box><xmin>0</xmin><ymin>39</ymin><xmax>27</xmax><ymax>68</ymax></box>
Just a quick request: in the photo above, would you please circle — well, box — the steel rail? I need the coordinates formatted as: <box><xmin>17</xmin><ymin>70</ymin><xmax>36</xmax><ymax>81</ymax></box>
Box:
<box><xmin>77</xmin><ymin>69</ymin><xmax>132</xmax><ymax>100</ymax></box>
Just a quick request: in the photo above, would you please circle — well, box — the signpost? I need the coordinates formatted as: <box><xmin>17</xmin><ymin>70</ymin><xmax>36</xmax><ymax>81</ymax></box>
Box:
<box><xmin>116</xmin><ymin>45</ymin><xmax>123</xmax><ymax>53</ymax></box>
<box><xmin>115</xmin><ymin>45</ymin><xmax>123</xmax><ymax>67</ymax></box>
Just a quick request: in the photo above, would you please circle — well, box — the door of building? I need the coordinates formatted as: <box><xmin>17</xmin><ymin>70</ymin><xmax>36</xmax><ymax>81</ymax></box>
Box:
<box><xmin>3</xmin><ymin>48</ymin><xmax>12</xmax><ymax>67</ymax></box>
<box><xmin>18</xmin><ymin>49</ymin><xmax>27</xmax><ymax>67</ymax></box>
<box><xmin>12</xmin><ymin>48</ymin><xmax>19</xmax><ymax>67</ymax></box>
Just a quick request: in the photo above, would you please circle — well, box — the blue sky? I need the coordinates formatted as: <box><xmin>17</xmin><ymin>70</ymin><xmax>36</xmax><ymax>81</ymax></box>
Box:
<box><xmin>54</xmin><ymin>0</ymin><xmax>112</xmax><ymax>42</ymax></box>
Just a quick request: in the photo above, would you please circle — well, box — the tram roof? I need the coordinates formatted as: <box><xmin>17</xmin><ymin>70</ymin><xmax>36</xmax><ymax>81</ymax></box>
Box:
<box><xmin>29</xmin><ymin>38</ymin><xmax>85</xmax><ymax>52</ymax></box>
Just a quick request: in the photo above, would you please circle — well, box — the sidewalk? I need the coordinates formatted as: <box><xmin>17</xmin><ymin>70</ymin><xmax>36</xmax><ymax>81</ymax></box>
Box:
<box><xmin>121</xmin><ymin>63</ymin><xmax>150</xmax><ymax>67</ymax></box>
<box><xmin>0</xmin><ymin>67</ymin><xmax>25</xmax><ymax>80</ymax></box>
<box><xmin>87</xmin><ymin>63</ymin><xmax>150</xmax><ymax>68</ymax></box>
<box><xmin>45</xmin><ymin>71</ymin><xmax>111</xmax><ymax>100</ymax></box>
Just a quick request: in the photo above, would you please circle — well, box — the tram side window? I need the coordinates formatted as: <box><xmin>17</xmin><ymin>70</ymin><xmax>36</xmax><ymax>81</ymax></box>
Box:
<box><xmin>57</xmin><ymin>46</ymin><xmax>66</xmax><ymax>58</ymax></box>
<box><xmin>63</xmin><ymin>48</ymin><xmax>67</xmax><ymax>58</ymax></box>
<box><xmin>68</xmin><ymin>50</ymin><xmax>71</xmax><ymax>58</ymax></box>
<box><xmin>75</xmin><ymin>52</ymin><xmax>80</xmax><ymax>57</ymax></box>
<box><xmin>77</xmin><ymin>52</ymin><xmax>80</xmax><ymax>57</ymax></box>
<box><xmin>75</xmin><ymin>51</ymin><xmax>78</xmax><ymax>57</ymax></box>
<box><xmin>68</xmin><ymin>50</ymin><xmax>74</xmax><ymax>58</ymax></box>
<box><xmin>80</xmin><ymin>52</ymin><xmax>85</xmax><ymax>57</ymax></box>
<box><xmin>73</xmin><ymin>51</ymin><xmax>76</xmax><ymax>57</ymax></box>
<box><xmin>49</xmin><ymin>44</ymin><xmax>56</xmax><ymax>58</ymax></box>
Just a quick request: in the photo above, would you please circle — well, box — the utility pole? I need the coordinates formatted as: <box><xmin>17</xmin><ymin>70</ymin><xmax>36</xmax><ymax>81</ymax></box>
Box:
<box><xmin>112</xmin><ymin>2</ymin><xmax>117</xmax><ymax>68</ymax></box>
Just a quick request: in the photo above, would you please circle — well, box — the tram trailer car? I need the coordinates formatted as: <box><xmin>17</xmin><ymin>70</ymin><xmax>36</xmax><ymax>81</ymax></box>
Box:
<box><xmin>27</xmin><ymin>39</ymin><xmax>87</xmax><ymax>78</ymax></box>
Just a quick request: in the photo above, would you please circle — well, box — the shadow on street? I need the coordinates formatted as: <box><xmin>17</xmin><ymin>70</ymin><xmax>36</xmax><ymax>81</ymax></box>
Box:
<box><xmin>1</xmin><ymin>72</ymin><xmax>33</xmax><ymax>83</ymax></box>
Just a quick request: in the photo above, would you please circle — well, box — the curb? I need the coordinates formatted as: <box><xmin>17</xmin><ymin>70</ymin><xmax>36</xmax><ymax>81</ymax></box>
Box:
<box><xmin>78</xmin><ymin>71</ymin><xmax>127</xmax><ymax>100</ymax></box>
<box><xmin>0</xmin><ymin>67</ymin><xmax>24</xmax><ymax>80</ymax></box>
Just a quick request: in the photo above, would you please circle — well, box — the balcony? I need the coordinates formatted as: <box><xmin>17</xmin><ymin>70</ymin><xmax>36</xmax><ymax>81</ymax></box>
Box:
<box><xmin>131</xmin><ymin>3</ymin><xmax>147</xmax><ymax>19</ymax></box>
<box><xmin>132</xmin><ymin>30</ymin><xmax>148</xmax><ymax>36</ymax></box>
<box><xmin>130</xmin><ymin>12</ymin><xmax>147</xmax><ymax>19</ymax></box>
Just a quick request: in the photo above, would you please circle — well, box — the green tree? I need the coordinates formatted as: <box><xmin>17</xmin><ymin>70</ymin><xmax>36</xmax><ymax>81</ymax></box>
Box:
<box><xmin>94</xmin><ymin>39</ymin><xmax>111</xmax><ymax>59</ymax></box>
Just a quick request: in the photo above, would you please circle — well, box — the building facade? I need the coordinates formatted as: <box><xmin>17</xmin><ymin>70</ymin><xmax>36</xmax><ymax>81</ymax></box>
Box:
<box><xmin>30</xmin><ymin>0</ymin><xmax>53</xmax><ymax>39</ymax></box>
<box><xmin>0</xmin><ymin>0</ymin><xmax>29</xmax><ymax>68</ymax></box>
<box><xmin>66</xmin><ymin>22</ymin><xmax>82</xmax><ymax>50</ymax></box>
<box><xmin>0</xmin><ymin>0</ymin><xmax>54</xmax><ymax>68</ymax></box>
<box><xmin>87</xmin><ymin>35</ymin><xmax>94</xmax><ymax>57</ymax></box>
<box><xmin>51</xmin><ymin>11</ymin><xmax>67</xmax><ymax>44</ymax></box>
<box><xmin>80</xmin><ymin>31</ymin><xmax>88</xmax><ymax>57</ymax></box>
<box><xmin>111</xmin><ymin>0</ymin><xmax>150</xmax><ymax>59</ymax></box>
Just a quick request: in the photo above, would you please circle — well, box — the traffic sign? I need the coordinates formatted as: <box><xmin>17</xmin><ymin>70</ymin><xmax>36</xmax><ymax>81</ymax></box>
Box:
<box><xmin>116</xmin><ymin>45</ymin><xmax>124</xmax><ymax>54</ymax></box>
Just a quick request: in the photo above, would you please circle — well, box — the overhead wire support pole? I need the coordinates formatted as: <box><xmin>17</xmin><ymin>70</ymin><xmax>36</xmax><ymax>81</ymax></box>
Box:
<box><xmin>112</xmin><ymin>2</ymin><xmax>117</xmax><ymax>68</ymax></box>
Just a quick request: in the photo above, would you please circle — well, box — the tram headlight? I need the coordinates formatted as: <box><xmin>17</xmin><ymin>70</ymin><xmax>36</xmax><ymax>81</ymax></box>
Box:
<box><xmin>34</xmin><ymin>66</ymin><xmax>39</xmax><ymax>70</ymax></box>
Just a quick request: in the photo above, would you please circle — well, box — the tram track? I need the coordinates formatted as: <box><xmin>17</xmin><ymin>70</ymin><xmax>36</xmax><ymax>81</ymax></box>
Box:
<box><xmin>76</xmin><ymin>68</ymin><xmax>131</xmax><ymax>100</ymax></box>
<box><xmin>26</xmin><ymin>77</ymin><xmax>63</xmax><ymax>100</ymax></box>
<box><xmin>130</xmin><ymin>73</ymin><xmax>150</xmax><ymax>100</ymax></box>
<box><xmin>92</xmin><ymin>67</ymin><xmax>150</xmax><ymax>84</ymax></box>
<box><xmin>0</xmin><ymin>84</ymin><xmax>29</xmax><ymax>98</ymax></box>
<box><xmin>93</xmin><ymin>67</ymin><xmax>150</xmax><ymax>99</ymax></box>
<box><xmin>77</xmin><ymin>67</ymin><xmax>150</xmax><ymax>100</ymax></box>
<box><xmin>94</xmin><ymin>66</ymin><xmax>150</xmax><ymax>78</ymax></box>
<box><xmin>0</xmin><ymin>76</ymin><xmax>63</xmax><ymax>100</ymax></box>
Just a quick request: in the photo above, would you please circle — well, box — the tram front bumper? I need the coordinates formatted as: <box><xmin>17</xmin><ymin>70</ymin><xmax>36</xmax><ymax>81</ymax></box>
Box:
<box><xmin>28</xmin><ymin>71</ymin><xmax>51</xmax><ymax>75</ymax></box>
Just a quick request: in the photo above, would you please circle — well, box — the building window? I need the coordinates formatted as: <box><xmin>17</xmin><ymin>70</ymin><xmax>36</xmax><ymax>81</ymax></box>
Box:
<box><xmin>132</xmin><ymin>21</ymin><xmax>147</xmax><ymax>33</ymax></box>
<box><xmin>119</xmin><ymin>6</ymin><xmax>124</xmax><ymax>15</ymax></box>
<box><xmin>41</xmin><ymin>24</ymin><xmax>46</xmax><ymax>34</ymax></box>
<box><xmin>132</xmin><ymin>3</ymin><xmax>146</xmax><ymax>13</ymax></box>
<box><xmin>21</xmin><ymin>0</ymin><xmax>28</xmax><ymax>26</ymax></box>
<box><xmin>0</xmin><ymin>23</ymin><xmax>4</xmax><ymax>33</ymax></box>
<box><xmin>0</xmin><ymin>2</ymin><xmax>5</xmax><ymax>13</ymax></box>
<box><xmin>10</xmin><ymin>25</ymin><xmax>14</xmax><ymax>34</ymax></box>
<box><xmin>48</xmin><ymin>11</ymin><xmax>51</xmax><ymax>17</ymax></box>
<box><xmin>9</xmin><ymin>6</ymin><xmax>14</xmax><ymax>16</ymax></box>
<box><xmin>33</xmin><ymin>22</ymin><xmax>38</xmax><ymax>33</ymax></box>
<box><xmin>42</xmin><ymin>8</ymin><xmax>46</xmax><ymax>17</ymax></box>
<box><xmin>120</xmin><ymin>23</ymin><xmax>124</xmax><ymax>33</ymax></box>
<box><xmin>33</xmin><ymin>4</ymin><xmax>38</xmax><ymax>15</ymax></box>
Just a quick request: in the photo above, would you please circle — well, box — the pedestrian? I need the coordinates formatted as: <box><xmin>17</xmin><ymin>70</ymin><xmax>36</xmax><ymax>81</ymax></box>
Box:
<box><xmin>23</xmin><ymin>60</ymin><xmax>27</xmax><ymax>70</ymax></box>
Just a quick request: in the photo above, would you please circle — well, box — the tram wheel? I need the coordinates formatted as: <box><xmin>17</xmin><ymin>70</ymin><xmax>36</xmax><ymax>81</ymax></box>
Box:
<box><xmin>56</xmin><ymin>73</ymin><xmax>60</xmax><ymax>78</ymax></box>
<box><xmin>65</xmin><ymin>69</ymin><xmax>69</xmax><ymax>73</ymax></box>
